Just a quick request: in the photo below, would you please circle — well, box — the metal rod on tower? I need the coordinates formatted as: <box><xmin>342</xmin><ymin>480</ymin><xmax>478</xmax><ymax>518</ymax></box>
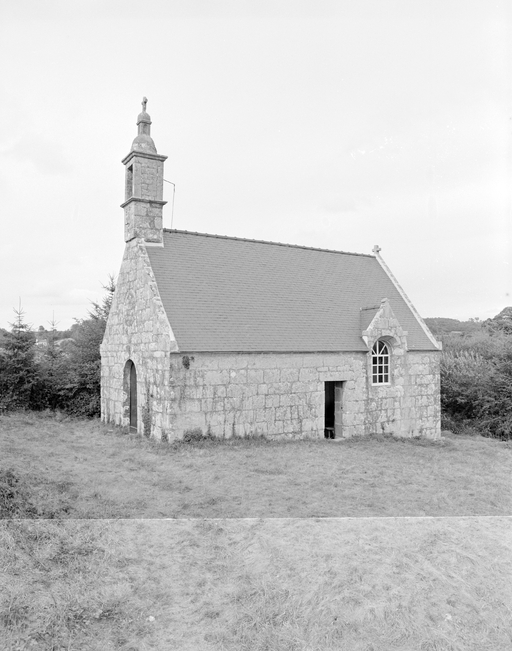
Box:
<box><xmin>164</xmin><ymin>179</ymin><xmax>176</xmax><ymax>229</ymax></box>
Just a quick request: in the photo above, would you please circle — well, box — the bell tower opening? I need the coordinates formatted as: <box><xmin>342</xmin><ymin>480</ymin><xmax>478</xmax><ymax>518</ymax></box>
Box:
<box><xmin>125</xmin><ymin>165</ymin><xmax>133</xmax><ymax>201</ymax></box>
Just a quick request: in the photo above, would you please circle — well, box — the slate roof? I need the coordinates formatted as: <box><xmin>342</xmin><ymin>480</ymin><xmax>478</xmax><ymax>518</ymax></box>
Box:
<box><xmin>145</xmin><ymin>230</ymin><xmax>438</xmax><ymax>353</ymax></box>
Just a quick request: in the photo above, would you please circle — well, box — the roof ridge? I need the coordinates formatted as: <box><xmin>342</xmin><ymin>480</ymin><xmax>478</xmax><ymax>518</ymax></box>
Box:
<box><xmin>162</xmin><ymin>228</ymin><xmax>375</xmax><ymax>258</ymax></box>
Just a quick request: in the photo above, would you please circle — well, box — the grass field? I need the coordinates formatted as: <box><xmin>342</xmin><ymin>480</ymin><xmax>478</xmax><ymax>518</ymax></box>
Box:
<box><xmin>1</xmin><ymin>518</ymin><xmax>511</xmax><ymax>650</ymax></box>
<box><xmin>1</xmin><ymin>412</ymin><xmax>511</xmax><ymax>518</ymax></box>
<box><xmin>1</xmin><ymin>412</ymin><xmax>511</xmax><ymax>650</ymax></box>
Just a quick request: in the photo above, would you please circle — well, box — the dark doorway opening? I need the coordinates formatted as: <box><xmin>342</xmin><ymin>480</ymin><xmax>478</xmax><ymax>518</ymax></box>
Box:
<box><xmin>128</xmin><ymin>361</ymin><xmax>137</xmax><ymax>431</ymax></box>
<box><xmin>324</xmin><ymin>381</ymin><xmax>344</xmax><ymax>439</ymax></box>
<box><xmin>324</xmin><ymin>381</ymin><xmax>335</xmax><ymax>438</ymax></box>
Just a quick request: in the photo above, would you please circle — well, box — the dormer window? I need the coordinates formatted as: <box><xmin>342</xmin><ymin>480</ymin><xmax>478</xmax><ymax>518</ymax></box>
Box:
<box><xmin>371</xmin><ymin>340</ymin><xmax>390</xmax><ymax>384</ymax></box>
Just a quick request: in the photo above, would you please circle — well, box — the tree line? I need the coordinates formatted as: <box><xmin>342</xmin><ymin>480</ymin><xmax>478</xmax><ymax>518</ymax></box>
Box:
<box><xmin>0</xmin><ymin>278</ymin><xmax>115</xmax><ymax>417</ymax></box>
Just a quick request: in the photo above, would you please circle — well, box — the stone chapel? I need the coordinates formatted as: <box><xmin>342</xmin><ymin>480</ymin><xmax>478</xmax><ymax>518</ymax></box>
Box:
<box><xmin>100</xmin><ymin>100</ymin><xmax>442</xmax><ymax>441</ymax></box>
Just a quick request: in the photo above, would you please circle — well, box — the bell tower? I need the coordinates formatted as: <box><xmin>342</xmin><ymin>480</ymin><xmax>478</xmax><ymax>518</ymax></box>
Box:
<box><xmin>121</xmin><ymin>97</ymin><xmax>167</xmax><ymax>244</ymax></box>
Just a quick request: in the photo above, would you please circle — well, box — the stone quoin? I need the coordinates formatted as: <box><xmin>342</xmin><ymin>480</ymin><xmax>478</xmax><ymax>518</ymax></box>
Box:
<box><xmin>100</xmin><ymin>99</ymin><xmax>442</xmax><ymax>441</ymax></box>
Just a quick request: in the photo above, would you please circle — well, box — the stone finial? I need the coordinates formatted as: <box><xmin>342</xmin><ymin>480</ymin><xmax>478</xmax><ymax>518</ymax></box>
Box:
<box><xmin>132</xmin><ymin>96</ymin><xmax>156</xmax><ymax>153</ymax></box>
<box><xmin>137</xmin><ymin>97</ymin><xmax>151</xmax><ymax>126</ymax></box>
<box><xmin>372</xmin><ymin>244</ymin><xmax>381</xmax><ymax>255</ymax></box>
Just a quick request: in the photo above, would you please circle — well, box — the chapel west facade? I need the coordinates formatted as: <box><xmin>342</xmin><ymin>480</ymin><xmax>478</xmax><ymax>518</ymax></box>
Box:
<box><xmin>100</xmin><ymin>101</ymin><xmax>442</xmax><ymax>441</ymax></box>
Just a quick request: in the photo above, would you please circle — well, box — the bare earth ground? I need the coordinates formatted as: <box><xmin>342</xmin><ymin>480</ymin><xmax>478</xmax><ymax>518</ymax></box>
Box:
<box><xmin>1</xmin><ymin>413</ymin><xmax>511</xmax><ymax>518</ymax></box>
<box><xmin>1</xmin><ymin>517</ymin><xmax>511</xmax><ymax>650</ymax></box>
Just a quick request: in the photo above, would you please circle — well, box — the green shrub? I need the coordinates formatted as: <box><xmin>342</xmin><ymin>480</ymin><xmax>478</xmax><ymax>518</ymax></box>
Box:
<box><xmin>182</xmin><ymin>427</ymin><xmax>212</xmax><ymax>443</ymax></box>
<box><xmin>441</xmin><ymin>330</ymin><xmax>512</xmax><ymax>439</ymax></box>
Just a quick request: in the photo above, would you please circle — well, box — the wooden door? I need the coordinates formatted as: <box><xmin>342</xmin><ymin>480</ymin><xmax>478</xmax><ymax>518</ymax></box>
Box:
<box><xmin>334</xmin><ymin>381</ymin><xmax>344</xmax><ymax>439</ymax></box>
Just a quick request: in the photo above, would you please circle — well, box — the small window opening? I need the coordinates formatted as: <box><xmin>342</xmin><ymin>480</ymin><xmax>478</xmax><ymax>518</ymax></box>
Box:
<box><xmin>372</xmin><ymin>340</ymin><xmax>390</xmax><ymax>384</ymax></box>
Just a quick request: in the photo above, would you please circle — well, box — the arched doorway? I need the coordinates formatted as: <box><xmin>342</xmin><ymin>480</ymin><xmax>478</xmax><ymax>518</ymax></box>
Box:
<box><xmin>124</xmin><ymin>360</ymin><xmax>137</xmax><ymax>431</ymax></box>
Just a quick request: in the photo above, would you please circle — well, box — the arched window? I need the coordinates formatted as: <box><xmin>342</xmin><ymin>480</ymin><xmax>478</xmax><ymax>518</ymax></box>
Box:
<box><xmin>371</xmin><ymin>340</ymin><xmax>390</xmax><ymax>384</ymax></box>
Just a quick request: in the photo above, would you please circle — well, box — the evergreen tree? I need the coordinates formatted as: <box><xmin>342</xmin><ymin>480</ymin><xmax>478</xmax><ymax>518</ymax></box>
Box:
<box><xmin>0</xmin><ymin>307</ymin><xmax>38</xmax><ymax>410</ymax></box>
<box><xmin>88</xmin><ymin>274</ymin><xmax>116</xmax><ymax>322</ymax></box>
<box><xmin>37</xmin><ymin>317</ymin><xmax>69</xmax><ymax>409</ymax></box>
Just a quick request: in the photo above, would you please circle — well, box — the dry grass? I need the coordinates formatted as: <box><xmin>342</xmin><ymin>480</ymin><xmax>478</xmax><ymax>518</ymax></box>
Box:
<box><xmin>1</xmin><ymin>413</ymin><xmax>512</xmax><ymax>649</ymax></box>
<box><xmin>1</xmin><ymin>412</ymin><xmax>511</xmax><ymax>518</ymax></box>
<box><xmin>2</xmin><ymin>518</ymin><xmax>510</xmax><ymax>650</ymax></box>
<box><xmin>209</xmin><ymin>517</ymin><xmax>512</xmax><ymax>651</ymax></box>
<box><xmin>0</xmin><ymin>520</ymin><xmax>156</xmax><ymax>650</ymax></box>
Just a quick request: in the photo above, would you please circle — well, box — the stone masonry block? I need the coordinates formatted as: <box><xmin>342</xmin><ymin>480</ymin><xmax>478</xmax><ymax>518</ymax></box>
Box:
<box><xmin>264</xmin><ymin>369</ymin><xmax>280</xmax><ymax>383</ymax></box>
<box><xmin>247</xmin><ymin>355</ymin><xmax>275</xmax><ymax>369</ymax></box>
<box><xmin>299</xmin><ymin>368</ymin><xmax>318</xmax><ymax>382</ymax></box>
<box><xmin>274</xmin><ymin>382</ymin><xmax>292</xmax><ymax>394</ymax></box>
<box><xmin>265</xmin><ymin>394</ymin><xmax>280</xmax><ymax>408</ymax></box>
<box><xmin>227</xmin><ymin>384</ymin><xmax>244</xmax><ymax>399</ymax></box>
<box><xmin>275</xmin><ymin>406</ymin><xmax>290</xmax><ymax>421</ymax></box>
<box><xmin>280</xmin><ymin>394</ymin><xmax>291</xmax><ymax>407</ymax></box>
<box><xmin>251</xmin><ymin>395</ymin><xmax>265</xmax><ymax>410</ymax></box>
<box><xmin>248</xmin><ymin>369</ymin><xmax>264</xmax><ymax>384</ymax></box>
<box><xmin>281</xmin><ymin>368</ymin><xmax>300</xmax><ymax>382</ymax></box>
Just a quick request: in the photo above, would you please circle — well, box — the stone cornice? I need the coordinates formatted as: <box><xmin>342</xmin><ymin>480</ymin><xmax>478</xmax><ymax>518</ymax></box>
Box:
<box><xmin>121</xmin><ymin>150</ymin><xmax>168</xmax><ymax>165</ymax></box>
<box><xmin>120</xmin><ymin>197</ymin><xmax>167</xmax><ymax>209</ymax></box>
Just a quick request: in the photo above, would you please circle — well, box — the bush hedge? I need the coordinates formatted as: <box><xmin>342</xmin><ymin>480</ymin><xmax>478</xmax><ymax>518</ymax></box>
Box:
<box><xmin>440</xmin><ymin>327</ymin><xmax>512</xmax><ymax>439</ymax></box>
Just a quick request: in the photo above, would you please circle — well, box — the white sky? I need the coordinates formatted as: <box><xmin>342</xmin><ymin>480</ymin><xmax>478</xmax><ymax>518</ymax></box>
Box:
<box><xmin>0</xmin><ymin>0</ymin><xmax>510</xmax><ymax>330</ymax></box>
